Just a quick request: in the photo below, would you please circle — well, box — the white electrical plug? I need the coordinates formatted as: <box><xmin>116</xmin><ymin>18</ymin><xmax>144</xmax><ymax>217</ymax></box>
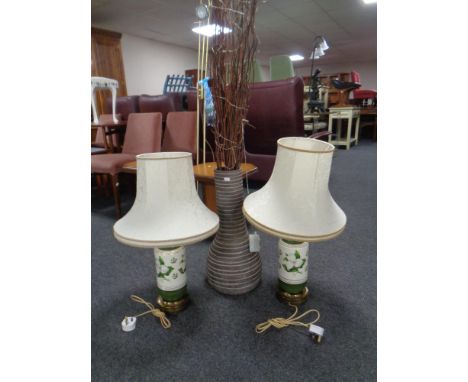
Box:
<box><xmin>249</xmin><ymin>231</ymin><xmax>260</xmax><ymax>252</ymax></box>
<box><xmin>121</xmin><ymin>316</ymin><xmax>137</xmax><ymax>332</ymax></box>
<box><xmin>308</xmin><ymin>324</ymin><xmax>325</xmax><ymax>343</ymax></box>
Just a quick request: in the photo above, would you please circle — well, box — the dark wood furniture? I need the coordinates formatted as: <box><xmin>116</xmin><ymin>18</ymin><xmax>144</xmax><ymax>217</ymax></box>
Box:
<box><xmin>91</xmin><ymin>126</ymin><xmax>98</xmax><ymax>143</ymax></box>
<box><xmin>185</xmin><ymin>69</ymin><xmax>205</xmax><ymax>84</ymax></box>
<box><xmin>91</xmin><ymin>120</ymin><xmax>127</xmax><ymax>153</ymax></box>
<box><xmin>359</xmin><ymin>107</ymin><xmax>377</xmax><ymax>141</ymax></box>
<box><xmin>91</xmin><ymin>28</ymin><xmax>128</xmax><ymax>117</ymax></box>
<box><xmin>303</xmin><ymin>72</ymin><xmax>353</xmax><ymax>107</ymax></box>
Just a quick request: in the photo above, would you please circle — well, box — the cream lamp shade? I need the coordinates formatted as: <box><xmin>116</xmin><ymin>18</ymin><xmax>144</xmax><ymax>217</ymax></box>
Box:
<box><xmin>243</xmin><ymin>137</ymin><xmax>346</xmax><ymax>243</ymax></box>
<box><xmin>114</xmin><ymin>152</ymin><xmax>219</xmax><ymax>248</ymax></box>
<box><xmin>113</xmin><ymin>152</ymin><xmax>219</xmax><ymax>313</ymax></box>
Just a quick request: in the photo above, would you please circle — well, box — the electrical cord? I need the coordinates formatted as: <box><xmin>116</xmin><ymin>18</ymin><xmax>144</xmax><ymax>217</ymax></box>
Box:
<box><xmin>125</xmin><ymin>295</ymin><xmax>171</xmax><ymax>329</ymax></box>
<box><xmin>255</xmin><ymin>303</ymin><xmax>320</xmax><ymax>334</ymax></box>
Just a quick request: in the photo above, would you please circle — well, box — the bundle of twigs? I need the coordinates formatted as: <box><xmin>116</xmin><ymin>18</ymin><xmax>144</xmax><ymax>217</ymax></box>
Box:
<box><xmin>209</xmin><ymin>0</ymin><xmax>258</xmax><ymax>170</ymax></box>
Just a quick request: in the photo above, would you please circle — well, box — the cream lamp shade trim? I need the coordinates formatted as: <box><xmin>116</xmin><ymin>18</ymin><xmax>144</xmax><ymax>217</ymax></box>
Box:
<box><xmin>113</xmin><ymin>152</ymin><xmax>219</xmax><ymax>248</ymax></box>
<box><xmin>243</xmin><ymin>137</ymin><xmax>346</xmax><ymax>242</ymax></box>
<box><xmin>243</xmin><ymin>208</ymin><xmax>345</xmax><ymax>243</ymax></box>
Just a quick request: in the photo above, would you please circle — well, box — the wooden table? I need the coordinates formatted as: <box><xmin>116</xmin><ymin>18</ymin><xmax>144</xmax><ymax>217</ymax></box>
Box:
<box><xmin>121</xmin><ymin>161</ymin><xmax>138</xmax><ymax>174</ymax></box>
<box><xmin>91</xmin><ymin>120</ymin><xmax>127</xmax><ymax>152</ymax></box>
<box><xmin>328</xmin><ymin>106</ymin><xmax>360</xmax><ymax>150</ymax></box>
<box><xmin>121</xmin><ymin>161</ymin><xmax>258</xmax><ymax>212</ymax></box>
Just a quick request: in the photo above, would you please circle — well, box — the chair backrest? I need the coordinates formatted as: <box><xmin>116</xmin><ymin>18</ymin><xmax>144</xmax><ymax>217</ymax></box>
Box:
<box><xmin>162</xmin><ymin>112</ymin><xmax>197</xmax><ymax>158</ymax></box>
<box><xmin>165</xmin><ymin>92</ymin><xmax>185</xmax><ymax>111</ymax></box>
<box><xmin>185</xmin><ymin>90</ymin><xmax>197</xmax><ymax>111</ymax></box>
<box><xmin>122</xmin><ymin>113</ymin><xmax>163</xmax><ymax>155</ymax></box>
<box><xmin>104</xmin><ymin>96</ymin><xmax>139</xmax><ymax>120</ymax></box>
<box><xmin>269</xmin><ymin>55</ymin><xmax>295</xmax><ymax>81</ymax></box>
<box><xmin>93</xmin><ymin>113</ymin><xmax>122</xmax><ymax>147</ymax></box>
<box><xmin>163</xmin><ymin>74</ymin><xmax>194</xmax><ymax>94</ymax></box>
<box><xmin>245</xmin><ymin>77</ymin><xmax>304</xmax><ymax>155</ymax></box>
<box><xmin>138</xmin><ymin>95</ymin><xmax>177</xmax><ymax>123</ymax></box>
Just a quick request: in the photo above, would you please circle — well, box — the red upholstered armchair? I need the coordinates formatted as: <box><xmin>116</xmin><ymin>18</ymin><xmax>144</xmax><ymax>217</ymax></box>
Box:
<box><xmin>244</xmin><ymin>77</ymin><xmax>305</xmax><ymax>182</ymax></box>
<box><xmin>351</xmin><ymin>71</ymin><xmax>377</xmax><ymax>106</ymax></box>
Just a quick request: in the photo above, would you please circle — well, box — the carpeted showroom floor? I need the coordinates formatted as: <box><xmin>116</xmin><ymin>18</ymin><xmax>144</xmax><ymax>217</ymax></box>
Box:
<box><xmin>91</xmin><ymin>140</ymin><xmax>377</xmax><ymax>381</ymax></box>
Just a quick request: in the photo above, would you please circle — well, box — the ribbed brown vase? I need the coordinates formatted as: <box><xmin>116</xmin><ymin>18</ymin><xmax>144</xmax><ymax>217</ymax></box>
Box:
<box><xmin>207</xmin><ymin>169</ymin><xmax>262</xmax><ymax>294</ymax></box>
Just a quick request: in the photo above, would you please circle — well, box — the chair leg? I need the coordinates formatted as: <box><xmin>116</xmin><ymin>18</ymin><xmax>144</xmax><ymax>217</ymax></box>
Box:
<box><xmin>111</xmin><ymin>173</ymin><xmax>121</xmax><ymax>219</ymax></box>
<box><xmin>95</xmin><ymin>174</ymin><xmax>102</xmax><ymax>196</ymax></box>
<box><xmin>102</xmin><ymin>174</ymin><xmax>110</xmax><ymax>197</ymax></box>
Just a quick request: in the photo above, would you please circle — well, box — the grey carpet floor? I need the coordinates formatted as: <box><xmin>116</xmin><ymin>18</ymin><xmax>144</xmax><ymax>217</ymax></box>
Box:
<box><xmin>92</xmin><ymin>140</ymin><xmax>376</xmax><ymax>382</ymax></box>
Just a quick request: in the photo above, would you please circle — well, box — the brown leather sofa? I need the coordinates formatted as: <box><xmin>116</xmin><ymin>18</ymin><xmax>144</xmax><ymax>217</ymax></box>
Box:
<box><xmin>244</xmin><ymin>77</ymin><xmax>305</xmax><ymax>182</ymax></box>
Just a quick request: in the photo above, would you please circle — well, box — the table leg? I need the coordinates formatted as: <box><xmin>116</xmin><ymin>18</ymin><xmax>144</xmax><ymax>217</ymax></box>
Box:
<box><xmin>91</xmin><ymin>127</ymin><xmax>98</xmax><ymax>144</ymax></box>
<box><xmin>105</xmin><ymin>127</ymin><xmax>115</xmax><ymax>153</ymax></box>
<box><xmin>373</xmin><ymin>115</ymin><xmax>377</xmax><ymax>141</ymax></box>
<box><xmin>346</xmin><ymin>117</ymin><xmax>352</xmax><ymax>150</ymax></box>
<box><xmin>338</xmin><ymin>118</ymin><xmax>344</xmax><ymax>142</ymax></box>
<box><xmin>203</xmin><ymin>183</ymin><xmax>217</xmax><ymax>213</ymax></box>
<box><xmin>355</xmin><ymin>115</ymin><xmax>361</xmax><ymax>145</ymax></box>
<box><xmin>99</xmin><ymin>127</ymin><xmax>110</xmax><ymax>152</ymax></box>
<box><xmin>328</xmin><ymin>114</ymin><xmax>333</xmax><ymax>143</ymax></box>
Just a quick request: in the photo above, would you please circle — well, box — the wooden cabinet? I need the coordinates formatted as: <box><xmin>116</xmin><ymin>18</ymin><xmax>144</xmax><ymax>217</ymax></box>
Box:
<box><xmin>185</xmin><ymin>69</ymin><xmax>205</xmax><ymax>85</ymax></box>
<box><xmin>91</xmin><ymin>28</ymin><xmax>127</xmax><ymax>116</ymax></box>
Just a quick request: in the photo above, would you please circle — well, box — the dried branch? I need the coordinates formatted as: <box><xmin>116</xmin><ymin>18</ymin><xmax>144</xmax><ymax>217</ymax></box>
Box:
<box><xmin>208</xmin><ymin>0</ymin><xmax>258</xmax><ymax>170</ymax></box>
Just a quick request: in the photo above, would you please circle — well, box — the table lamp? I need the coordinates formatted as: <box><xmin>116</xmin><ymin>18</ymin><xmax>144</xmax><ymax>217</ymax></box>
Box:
<box><xmin>114</xmin><ymin>152</ymin><xmax>219</xmax><ymax>313</ymax></box>
<box><xmin>243</xmin><ymin>137</ymin><xmax>346</xmax><ymax>304</ymax></box>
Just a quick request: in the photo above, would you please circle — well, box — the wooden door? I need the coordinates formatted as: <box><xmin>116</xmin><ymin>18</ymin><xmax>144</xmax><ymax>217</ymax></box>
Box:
<box><xmin>91</xmin><ymin>28</ymin><xmax>127</xmax><ymax>116</ymax></box>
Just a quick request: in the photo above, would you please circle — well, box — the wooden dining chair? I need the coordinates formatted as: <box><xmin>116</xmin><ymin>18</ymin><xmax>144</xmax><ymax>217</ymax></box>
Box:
<box><xmin>162</xmin><ymin>112</ymin><xmax>197</xmax><ymax>160</ymax></box>
<box><xmin>92</xmin><ymin>113</ymin><xmax>122</xmax><ymax>154</ymax></box>
<box><xmin>92</xmin><ymin>114</ymin><xmax>124</xmax><ymax>195</ymax></box>
<box><xmin>91</xmin><ymin>112</ymin><xmax>163</xmax><ymax>218</ymax></box>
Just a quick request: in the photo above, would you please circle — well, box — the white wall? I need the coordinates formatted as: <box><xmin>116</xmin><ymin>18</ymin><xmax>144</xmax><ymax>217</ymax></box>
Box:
<box><xmin>121</xmin><ymin>34</ymin><xmax>198</xmax><ymax>95</ymax></box>
<box><xmin>294</xmin><ymin>61</ymin><xmax>377</xmax><ymax>90</ymax></box>
<box><xmin>116</xmin><ymin>31</ymin><xmax>376</xmax><ymax>93</ymax></box>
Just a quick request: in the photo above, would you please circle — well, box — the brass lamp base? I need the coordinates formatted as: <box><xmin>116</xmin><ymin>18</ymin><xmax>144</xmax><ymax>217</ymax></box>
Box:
<box><xmin>277</xmin><ymin>287</ymin><xmax>309</xmax><ymax>305</ymax></box>
<box><xmin>157</xmin><ymin>295</ymin><xmax>189</xmax><ymax>314</ymax></box>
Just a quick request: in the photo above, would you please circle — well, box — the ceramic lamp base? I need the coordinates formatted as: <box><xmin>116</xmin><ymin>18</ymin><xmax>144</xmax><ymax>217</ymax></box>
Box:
<box><xmin>277</xmin><ymin>239</ymin><xmax>310</xmax><ymax>304</ymax></box>
<box><xmin>277</xmin><ymin>286</ymin><xmax>309</xmax><ymax>305</ymax></box>
<box><xmin>155</xmin><ymin>246</ymin><xmax>188</xmax><ymax>314</ymax></box>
